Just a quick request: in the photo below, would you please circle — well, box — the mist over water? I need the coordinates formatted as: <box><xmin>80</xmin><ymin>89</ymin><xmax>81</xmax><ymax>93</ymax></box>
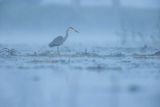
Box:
<box><xmin>0</xmin><ymin>1</ymin><xmax>160</xmax><ymax>107</ymax></box>
<box><xmin>0</xmin><ymin>0</ymin><xmax>160</xmax><ymax>47</ymax></box>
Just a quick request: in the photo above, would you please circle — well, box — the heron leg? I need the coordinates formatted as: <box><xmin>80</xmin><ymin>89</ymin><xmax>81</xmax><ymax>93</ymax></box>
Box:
<box><xmin>57</xmin><ymin>46</ymin><xmax>60</xmax><ymax>55</ymax></box>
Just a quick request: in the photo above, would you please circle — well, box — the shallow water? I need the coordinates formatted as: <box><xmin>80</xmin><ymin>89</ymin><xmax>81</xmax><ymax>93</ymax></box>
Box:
<box><xmin>0</xmin><ymin>46</ymin><xmax>160</xmax><ymax>107</ymax></box>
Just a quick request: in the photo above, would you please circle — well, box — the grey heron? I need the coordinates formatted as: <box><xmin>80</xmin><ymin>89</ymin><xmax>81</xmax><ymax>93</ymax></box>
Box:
<box><xmin>49</xmin><ymin>27</ymin><xmax>79</xmax><ymax>54</ymax></box>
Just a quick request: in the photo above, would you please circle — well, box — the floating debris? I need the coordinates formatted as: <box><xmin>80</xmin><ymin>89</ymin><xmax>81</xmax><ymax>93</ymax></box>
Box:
<box><xmin>73</xmin><ymin>52</ymin><xmax>101</xmax><ymax>57</ymax></box>
<box><xmin>29</xmin><ymin>59</ymin><xmax>55</xmax><ymax>64</ymax></box>
<box><xmin>111</xmin><ymin>52</ymin><xmax>125</xmax><ymax>57</ymax></box>
<box><xmin>104</xmin><ymin>52</ymin><xmax>126</xmax><ymax>57</ymax></box>
<box><xmin>128</xmin><ymin>84</ymin><xmax>141</xmax><ymax>93</ymax></box>
<box><xmin>86</xmin><ymin>64</ymin><xmax>106</xmax><ymax>72</ymax></box>
<box><xmin>28</xmin><ymin>59</ymin><xmax>67</xmax><ymax>64</ymax></box>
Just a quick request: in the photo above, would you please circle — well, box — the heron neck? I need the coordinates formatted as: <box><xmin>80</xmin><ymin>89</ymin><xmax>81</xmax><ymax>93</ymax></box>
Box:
<box><xmin>64</xmin><ymin>29</ymin><xmax>69</xmax><ymax>42</ymax></box>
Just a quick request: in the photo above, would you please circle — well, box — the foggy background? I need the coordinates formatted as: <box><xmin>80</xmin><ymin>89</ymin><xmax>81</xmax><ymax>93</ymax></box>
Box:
<box><xmin>0</xmin><ymin>0</ymin><xmax>160</xmax><ymax>46</ymax></box>
<box><xmin>0</xmin><ymin>1</ymin><xmax>160</xmax><ymax>107</ymax></box>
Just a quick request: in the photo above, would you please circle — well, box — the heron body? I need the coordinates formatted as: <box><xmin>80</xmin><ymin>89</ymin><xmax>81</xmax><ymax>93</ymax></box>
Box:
<box><xmin>49</xmin><ymin>36</ymin><xmax>64</xmax><ymax>47</ymax></box>
<box><xmin>49</xmin><ymin>27</ymin><xmax>78</xmax><ymax>54</ymax></box>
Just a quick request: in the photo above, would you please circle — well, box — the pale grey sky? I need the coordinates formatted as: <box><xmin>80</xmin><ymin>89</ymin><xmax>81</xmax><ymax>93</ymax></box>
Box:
<box><xmin>42</xmin><ymin>0</ymin><xmax>160</xmax><ymax>8</ymax></box>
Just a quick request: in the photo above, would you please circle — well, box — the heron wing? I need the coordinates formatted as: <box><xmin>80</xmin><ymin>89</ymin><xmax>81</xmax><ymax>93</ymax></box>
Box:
<box><xmin>49</xmin><ymin>36</ymin><xmax>64</xmax><ymax>47</ymax></box>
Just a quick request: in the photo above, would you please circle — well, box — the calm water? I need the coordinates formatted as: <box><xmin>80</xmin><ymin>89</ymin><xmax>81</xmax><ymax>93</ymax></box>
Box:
<box><xmin>0</xmin><ymin>46</ymin><xmax>160</xmax><ymax>107</ymax></box>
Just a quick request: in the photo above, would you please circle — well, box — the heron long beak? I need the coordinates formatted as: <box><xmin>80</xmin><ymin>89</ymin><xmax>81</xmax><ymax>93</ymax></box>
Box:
<box><xmin>69</xmin><ymin>27</ymin><xmax>79</xmax><ymax>33</ymax></box>
<box><xmin>73</xmin><ymin>29</ymin><xmax>79</xmax><ymax>33</ymax></box>
<box><xmin>75</xmin><ymin>30</ymin><xmax>79</xmax><ymax>33</ymax></box>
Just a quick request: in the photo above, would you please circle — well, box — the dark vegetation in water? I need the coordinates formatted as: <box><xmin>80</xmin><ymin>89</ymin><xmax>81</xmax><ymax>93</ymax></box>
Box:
<box><xmin>0</xmin><ymin>46</ymin><xmax>160</xmax><ymax>60</ymax></box>
<box><xmin>0</xmin><ymin>48</ymin><xmax>20</xmax><ymax>56</ymax></box>
<box><xmin>153</xmin><ymin>51</ymin><xmax>160</xmax><ymax>56</ymax></box>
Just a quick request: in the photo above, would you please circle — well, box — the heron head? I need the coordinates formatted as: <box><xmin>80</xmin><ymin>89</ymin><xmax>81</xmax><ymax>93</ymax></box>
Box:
<box><xmin>68</xmin><ymin>27</ymin><xmax>79</xmax><ymax>33</ymax></box>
